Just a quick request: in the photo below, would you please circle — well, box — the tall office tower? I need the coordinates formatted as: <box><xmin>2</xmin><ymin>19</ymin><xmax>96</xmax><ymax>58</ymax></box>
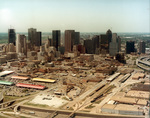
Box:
<box><xmin>36</xmin><ymin>32</ymin><xmax>42</xmax><ymax>46</ymax></box>
<box><xmin>116</xmin><ymin>52</ymin><xmax>125</xmax><ymax>63</ymax></box>
<box><xmin>74</xmin><ymin>32</ymin><xmax>80</xmax><ymax>45</ymax></box>
<box><xmin>99</xmin><ymin>34</ymin><xmax>109</xmax><ymax>54</ymax></box>
<box><xmin>118</xmin><ymin>36</ymin><xmax>121</xmax><ymax>51</ymax></box>
<box><xmin>92</xmin><ymin>35</ymin><xmax>100</xmax><ymax>54</ymax></box>
<box><xmin>139</xmin><ymin>41</ymin><xmax>145</xmax><ymax>53</ymax></box>
<box><xmin>16</xmin><ymin>34</ymin><xmax>27</xmax><ymax>55</ymax></box>
<box><xmin>65</xmin><ymin>30</ymin><xmax>75</xmax><ymax>52</ymax></box>
<box><xmin>8</xmin><ymin>29</ymin><xmax>16</xmax><ymax>45</ymax></box>
<box><xmin>28</xmin><ymin>28</ymin><xmax>37</xmax><ymax>46</ymax></box>
<box><xmin>106</xmin><ymin>29</ymin><xmax>112</xmax><ymax>44</ymax></box>
<box><xmin>109</xmin><ymin>33</ymin><xmax>119</xmax><ymax>56</ymax></box>
<box><xmin>52</xmin><ymin>30</ymin><xmax>61</xmax><ymax>50</ymax></box>
<box><xmin>84</xmin><ymin>39</ymin><xmax>94</xmax><ymax>54</ymax></box>
<box><xmin>28</xmin><ymin>28</ymin><xmax>42</xmax><ymax>50</ymax></box>
<box><xmin>126</xmin><ymin>41</ymin><xmax>135</xmax><ymax>54</ymax></box>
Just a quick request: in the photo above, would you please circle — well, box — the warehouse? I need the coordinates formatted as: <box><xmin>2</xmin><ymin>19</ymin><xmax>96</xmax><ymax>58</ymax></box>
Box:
<box><xmin>0</xmin><ymin>71</ymin><xmax>14</xmax><ymax>77</ymax></box>
<box><xmin>102</xmin><ymin>104</ymin><xmax>144</xmax><ymax>116</ymax></box>
<box><xmin>125</xmin><ymin>90</ymin><xmax>149</xmax><ymax>100</ymax></box>
<box><xmin>11</xmin><ymin>76</ymin><xmax>29</xmax><ymax>80</ymax></box>
<box><xmin>106</xmin><ymin>73</ymin><xmax>120</xmax><ymax>82</ymax></box>
<box><xmin>16</xmin><ymin>83</ymin><xmax>46</xmax><ymax>90</ymax></box>
<box><xmin>32</xmin><ymin>78</ymin><xmax>56</xmax><ymax>83</ymax></box>
<box><xmin>0</xmin><ymin>80</ymin><xmax>14</xmax><ymax>86</ymax></box>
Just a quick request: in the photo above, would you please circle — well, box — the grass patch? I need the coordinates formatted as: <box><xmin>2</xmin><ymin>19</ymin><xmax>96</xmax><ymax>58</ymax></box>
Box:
<box><xmin>3</xmin><ymin>95</ymin><xmax>21</xmax><ymax>102</ymax></box>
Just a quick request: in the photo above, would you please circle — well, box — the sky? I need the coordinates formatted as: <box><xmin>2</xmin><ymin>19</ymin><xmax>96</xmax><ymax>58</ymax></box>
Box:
<box><xmin>0</xmin><ymin>0</ymin><xmax>149</xmax><ymax>33</ymax></box>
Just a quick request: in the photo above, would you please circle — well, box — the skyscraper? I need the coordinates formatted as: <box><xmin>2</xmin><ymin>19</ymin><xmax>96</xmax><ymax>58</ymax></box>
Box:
<box><xmin>126</xmin><ymin>41</ymin><xmax>135</xmax><ymax>54</ymax></box>
<box><xmin>139</xmin><ymin>41</ymin><xmax>145</xmax><ymax>53</ymax></box>
<box><xmin>74</xmin><ymin>32</ymin><xmax>80</xmax><ymax>45</ymax></box>
<box><xmin>99</xmin><ymin>34</ymin><xmax>109</xmax><ymax>53</ymax></box>
<box><xmin>109</xmin><ymin>33</ymin><xmax>119</xmax><ymax>56</ymax></box>
<box><xmin>65</xmin><ymin>30</ymin><xmax>75</xmax><ymax>52</ymax></box>
<box><xmin>8</xmin><ymin>29</ymin><xmax>16</xmax><ymax>45</ymax></box>
<box><xmin>36</xmin><ymin>32</ymin><xmax>42</xmax><ymax>46</ymax></box>
<box><xmin>28</xmin><ymin>28</ymin><xmax>42</xmax><ymax>49</ymax></box>
<box><xmin>84</xmin><ymin>39</ymin><xmax>94</xmax><ymax>54</ymax></box>
<box><xmin>28</xmin><ymin>28</ymin><xmax>36</xmax><ymax>46</ymax></box>
<box><xmin>106</xmin><ymin>29</ymin><xmax>112</xmax><ymax>43</ymax></box>
<box><xmin>52</xmin><ymin>30</ymin><xmax>61</xmax><ymax>50</ymax></box>
<box><xmin>118</xmin><ymin>36</ymin><xmax>121</xmax><ymax>51</ymax></box>
<box><xmin>16</xmin><ymin>34</ymin><xmax>27</xmax><ymax>55</ymax></box>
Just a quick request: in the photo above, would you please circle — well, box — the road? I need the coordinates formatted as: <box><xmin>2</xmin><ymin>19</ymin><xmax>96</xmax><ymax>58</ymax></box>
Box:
<box><xmin>90</xmin><ymin>72</ymin><xmax>142</xmax><ymax>113</ymax></box>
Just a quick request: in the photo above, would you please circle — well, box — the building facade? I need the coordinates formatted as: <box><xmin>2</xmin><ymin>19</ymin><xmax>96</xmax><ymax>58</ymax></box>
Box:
<box><xmin>126</xmin><ymin>41</ymin><xmax>135</xmax><ymax>54</ymax></box>
<box><xmin>8</xmin><ymin>29</ymin><xmax>16</xmax><ymax>45</ymax></box>
<box><xmin>139</xmin><ymin>41</ymin><xmax>145</xmax><ymax>54</ymax></box>
<box><xmin>65</xmin><ymin>30</ymin><xmax>75</xmax><ymax>52</ymax></box>
<box><xmin>52</xmin><ymin>30</ymin><xmax>61</xmax><ymax>50</ymax></box>
<box><xmin>28</xmin><ymin>28</ymin><xmax>42</xmax><ymax>49</ymax></box>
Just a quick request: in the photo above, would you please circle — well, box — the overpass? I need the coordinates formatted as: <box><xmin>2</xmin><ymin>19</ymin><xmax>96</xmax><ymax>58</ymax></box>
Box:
<box><xmin>136</xmin><ymin>56</ymin><xmax>150</xmax><ymax>71</ymax></box>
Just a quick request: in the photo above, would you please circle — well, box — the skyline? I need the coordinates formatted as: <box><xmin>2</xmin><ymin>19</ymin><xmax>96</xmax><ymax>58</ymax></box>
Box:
<box><xmin>0</xmin><ymin>0</ymin><xmax>149</xmax><ymax>33</ymax></box>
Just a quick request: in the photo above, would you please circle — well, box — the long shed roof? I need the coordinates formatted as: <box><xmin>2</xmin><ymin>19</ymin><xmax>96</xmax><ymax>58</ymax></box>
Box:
<box><xmin>0</xmin><ymin>80</ymin><xmax>13</xmax><ymax>85</ymax></box>
<box><xmin>11</xmin><ymin>76</ymin><xmax>29</xmax><ymax>80</ymax></box>
<box><xmin>16</xmin><ymin>83</ymin><xmax>46</xmax><ymax>90</ymax></box>
<box><xmin>32</xmin><ymin>78</ymin><xmax>56</xmax><ymax>83</ymax></box>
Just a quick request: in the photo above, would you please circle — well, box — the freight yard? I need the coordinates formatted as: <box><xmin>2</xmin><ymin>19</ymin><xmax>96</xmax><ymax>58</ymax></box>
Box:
<box><xmin>0</xmin><ymin>54</ymin><xmax>149</xmax><ymax>118</ymax></box>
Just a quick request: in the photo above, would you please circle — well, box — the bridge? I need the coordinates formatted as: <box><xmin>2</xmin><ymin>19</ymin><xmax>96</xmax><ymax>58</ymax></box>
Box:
<box><xmin>136</xmin><ymin>56</ymin><xmax>150</xmax><ymax>71</ymax></box>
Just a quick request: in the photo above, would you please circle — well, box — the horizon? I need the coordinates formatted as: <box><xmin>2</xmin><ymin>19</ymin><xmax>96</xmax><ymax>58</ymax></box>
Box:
<box><xmin>0</xmin><ymin>0</ymin><xmax>149</xmax><ymax>33</ymax></box>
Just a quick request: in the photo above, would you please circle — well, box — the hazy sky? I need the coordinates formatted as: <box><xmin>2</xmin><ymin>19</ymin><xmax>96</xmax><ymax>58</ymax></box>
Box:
<box><xmin>0</xmin><ymin>0</ymin><xmax>149</xmax><ymax>32</ymax></box>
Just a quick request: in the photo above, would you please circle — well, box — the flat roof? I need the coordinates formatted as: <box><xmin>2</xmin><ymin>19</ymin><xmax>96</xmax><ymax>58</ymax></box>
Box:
<box><xmin>0</xmin><ymin>71</ymin><xmax>14</xmax><ymax>77</ymax></box>
<box><xmin>114</xmin><ymin>104</ymin><xmax>143</xmax><ymax>112</ymax></box>
<box><xmin>11</xmin><ymin>76</ymin><xmax>29</xmax><ymax>80</ymax></box>
<box><xmin>16</xmin><ymin>83</ymin><xmax>45</xmax><ymax>90</ymax></box>
<box><xmin>126</xmin><ymin>90</ymin><xmax>149</xmax><ymax>99</ymax></box>
<box><xmin>106</xmin><ymin>73</ymin><xmax>120</xmax><ymax>81</ymax></box>
<box><xmin>32</xmin><ymin>78</ymin><xmax>56</xmax><ymax>83</ymax></box>
<box><xmin>0</xmin><ymin>80</ymin><xmax>13</xmax><ymax>85</ymax></box>
<box><xmin>137</xmin><ymin>99</ymin><xmax>147</xmax><ymax>106</ymax></box>
<box><xmin>111</xmin><ymin>96</ymin><xmax>137</xmax><ymax>104</ymax></box>
<box><xmin>102</xmin><ymin>104</ymin><xmax>116</xmax><ymax>109</ymax></box>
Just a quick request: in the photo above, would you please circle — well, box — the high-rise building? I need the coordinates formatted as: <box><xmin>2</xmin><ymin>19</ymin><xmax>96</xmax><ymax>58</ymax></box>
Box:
<box><xmin>36</xmin><ymin>32</ymin><xmax>42</xmax><ymax>46</ymax></box>
<box><xmin>74</xmin><ymin>32</ymin><xmax>80</xmax><ymax>45</ymax></box>
<box><xmin>99</xmin><ymin>34</ymin><xmax>109</xmax><ymax>53</ymax></box>
<box><xmin>28</xmin><ymin>28</ymin><xmax>42</xmax><ymax>49</ymax></box>
<box><xmin>126</xmin><ymin>41</ymin><xmax>135</xmax><ymax>54</ymax></box>
<box><xmin>106</xmin><ymin>29</ymin><xmax>112</xmax><ymax>43</ymax></box>
<box><xmin>118</xmin><ymin>36</ymin><xmax>121</xmax><ymax>51</ymax></box>
<box><xmin>92</xmin><ymin>35</ymin><xmax>100</xmax><ymax>54</ymax></box>
<box><xmin>83</xmin><ymin>35</ymin><xmax>100</xmax><ymax>54</ymax></box>
<box><xmin>8</xmin><ymin>29</ymin><xmax>16</xmax><ymax>45</ymax></box>
<box><xmin>52</xmin><ymin>30</ymin><xmax>61</xmax><ymax>50</ymax></box>
<box><xmin>65</xmin><ymin>30</ymin><xmax>75</xmax><ymax>52</ymax></box>
<box><xmin>139</xmin><ymin>41</ymin><xmax>145</xmax><ymax>53</ymax></box>
<box><xmin>16</xmin><ymin>34</ymin><xmax>27</xmax><ymax>55</ymax></box>
<box><xmin>84</xmin><ymin>39</ymin><xmax>94</xmax><ymax>54</ymax></box>
<box><xmin>28</xmin><ymin>28</ymin><xmax>36</xmax><ymax>46</ymax></box>
<box><xmin>116</xmin><ymin>52</ymin><xmax>125</xmax><ymax>63</ymax></box>
<box><xmin>109</xmin><ymin>33</ymin><xmax>121</xmax><ymax>56</ymax></box>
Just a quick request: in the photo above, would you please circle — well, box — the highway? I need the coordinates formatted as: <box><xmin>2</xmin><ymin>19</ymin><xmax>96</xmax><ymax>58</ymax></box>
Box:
<box><xmin>136</xmin><ymin>56</ymin><xmax>150</xmax><ymax>71</ymax></box>
<box><xmin>18</xmin><ymin>105</ymin><xmax>144</xmax><ymax>118</ymax></box>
